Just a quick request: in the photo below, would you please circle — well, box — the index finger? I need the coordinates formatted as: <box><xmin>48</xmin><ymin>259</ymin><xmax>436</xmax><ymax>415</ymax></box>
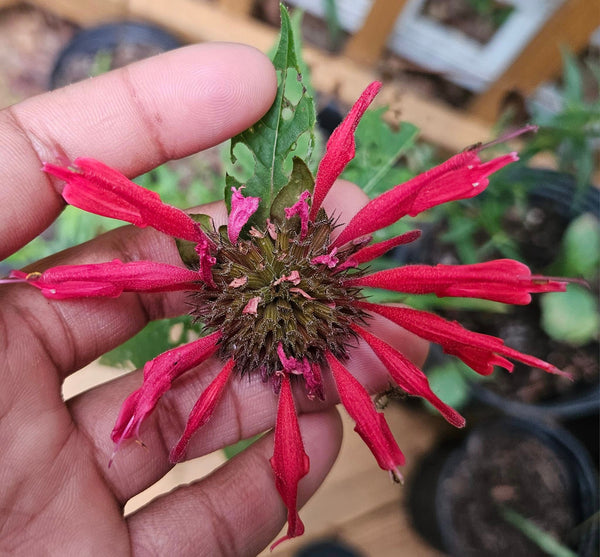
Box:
<box><xmin>0</xmin><ymin>42</ymin><xmax>276</xmax><ymax>260</ymax></box>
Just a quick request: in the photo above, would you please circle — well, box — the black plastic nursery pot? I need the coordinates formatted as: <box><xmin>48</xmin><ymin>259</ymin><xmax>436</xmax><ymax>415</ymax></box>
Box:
<box><xmin>50</xmin><ymin>21</ymin><xmax>182</xmax><ymax>89</ymax></box>
<box><xmin>408</xmin><ymin>417</ymin><xmax>599</xmax><ymax>557</ymax></box>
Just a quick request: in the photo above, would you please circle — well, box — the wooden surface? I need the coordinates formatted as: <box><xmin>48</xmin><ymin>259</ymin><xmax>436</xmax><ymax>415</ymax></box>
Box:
<box><xmin>469</xmin><ymin>0</ymin><xmax>600</xmax><ymax>121</ymax></box>
<box><xmin>217</xmin><ymin>0</ymin><xmax>255</xmax><ymax>17</ymax></box>
<box><xmin>344</xmin><ymin>0</ymin><xmax>410</xmax><ymax>66</ymax></box>
<box><xmin>30</xmin><ymin>0</ymin><xmax>128</xmax><ymax>24</ymax></box>
<box><xmin>27</xmin><ymin>0</ymin><xmax>493</xmax><ymax>153</ymax></box>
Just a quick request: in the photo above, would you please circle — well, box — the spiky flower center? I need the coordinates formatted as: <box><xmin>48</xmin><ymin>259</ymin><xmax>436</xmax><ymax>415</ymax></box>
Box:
<box><xmin>192</xmin><ymin>211</ymin><xmax>369</xmax><ymax>378</ymax></box>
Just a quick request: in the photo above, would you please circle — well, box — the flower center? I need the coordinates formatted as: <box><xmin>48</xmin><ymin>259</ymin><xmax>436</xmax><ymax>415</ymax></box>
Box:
<box><xmin>191</xmin><ymin>211</ymin><xmax>369</xmax><ymax>378</ymax></box>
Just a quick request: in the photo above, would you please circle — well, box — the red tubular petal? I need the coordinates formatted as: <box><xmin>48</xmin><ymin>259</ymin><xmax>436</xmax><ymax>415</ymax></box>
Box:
<box><xmin>270</xmin><ymin>374</ymin><xmax>310</xmax><ymax>549</ymax></box>
<box><xmin>345</xmin><ymin>259</ymin><xmax>567</xmax><ymax>304</ymax></box>
<box><xmin>497</xmin><ymin>346</ymin><xmax>570</xmax><ymax>377</ymax></box>
<box><xmin>332</xmin><ymin>151</ymin><xmax>517</xmax><ymax>248</ymax></box>
<box><xmin>12</xmin><ymin>259</ymin><xmax>204</xmax><ymax>299</ymax></box>
<box><xmin>111</xmin><ymin>332</ymin><xmax>221</xmax><ymax>450</ymax></box>
<box><xmin>169</xmin><ymin>358</ymin><xmax>235</xmax><ymax>463</ymax></box>
<box><xmin>336</xmin><ymin>230</ymin><xmax>421</xmax><ymax>271</ymax></box>
<box><xmin>350</xmin><ymin>325</ymin><xmax>465</xmax><ymax>428</ymax></box>
<box><xmin>309</xmin><ymin>82</ymin><xmax>382</xmax><ymax>220</ymax></box>
<box><xmin>325</xmin><ymin>352</ymin><xmax>405</xmax><ymax>478</ymax></box>
<box><xmin>44</xmin><ymin>158</ymin><xmax>206</xmax><ymax>243</ymax></box>
<box><xmin>358</xmin><ymin>302</ymin><xmax>568</xmax><ymax>377</ymax></box>
<box><xmin>358</xmin><ymin>302</ymin><xmax>505</xmax><ymax>375</ymax></box>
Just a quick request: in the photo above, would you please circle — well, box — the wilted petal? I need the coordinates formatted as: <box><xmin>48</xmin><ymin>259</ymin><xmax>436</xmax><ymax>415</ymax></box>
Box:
<box><xmin>332</xmin><ymin>151</ymin><xmax>517</xmax><ymax>248</ymax></box>
<box><xmin>10</xmin><ymin>259</ymin><xmax>203</xmax><ymax>299</ymax></box>
<box><xmin>270</xmin><ymin>374</ymin><xmax>310</xmax><ymax>549</ymax></box>
<box><xmin>325</xmin><ymin>352</ymin><xmax>404</xmax><ymax>479</ymax></box>
<box><xmin>345</xmin><ymin>259</ymin><xmax>567</xmax><ymax>304</ymax></box>
<box><xmin>351</xmin><ymin>324</ymin><xmax>465</xmax><ymax>427</ymax></box>
<box><xmin>242</xmin><ymin>296</ymin><xmax>261</xmax><ymax>315</ymax></box>
<box><xmin>310</xmin><ymin>82</ymin><xmax>382</xmax><ymax>219</ymax></box>
<box><xmin>277</xmin><ymin>343</ymin><xmax>309</xmax><ymax>375</ymax></box>
<box><xmin>195</xmin><ymin>236</ymin><xmax>217</xmax><ymax>288</ymax></box>
<box><xmin>228</xmin><ymin>187</ymin><xmax>260</xmax><ymax>244</ymax></box>
<box><xmin>170</xmin><ymin>358</ymin><xmax>235</xmax><ymax>462</ymax></box>
<box><xmin>110</xmin><ymin>332</ymin><xmax>221</xmax><ymax>450</ymax></box>
<box><xmin>310</xmin><ymin>247</ymin><xmax>339</xmax><ymax>268</ymax></box>
<box><xmin>44</xmin><ymin>158</ymin><xmax>205</xmax><ymax>243</ymax></box>
<box><xmin>285</xmin><ymin>190</ymin><xmax>311</xmax><ymax>238</ymax></box>
<box><xmin>304</xmin><ymin>362</ymin><xmax>325</xmax><ymax>401</ymax></box>
<box><xmin>277</xmin><ymin>343</ymin><xmax>322</xmax><ymax>399</ymax></box>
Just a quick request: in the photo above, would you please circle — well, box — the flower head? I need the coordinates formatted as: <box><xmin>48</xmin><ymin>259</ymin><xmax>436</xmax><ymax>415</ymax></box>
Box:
<box><xmin>4</xmin><ymin>82</ymin><xmax>570</xmax><ymax>547</ymax></box>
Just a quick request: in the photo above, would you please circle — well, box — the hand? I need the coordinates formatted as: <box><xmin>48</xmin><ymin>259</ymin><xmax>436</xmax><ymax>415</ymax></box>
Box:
<box><xmin>0</xmin><ymin>43</ymin><xmax>427</xmax><ymax>555</ymax></box>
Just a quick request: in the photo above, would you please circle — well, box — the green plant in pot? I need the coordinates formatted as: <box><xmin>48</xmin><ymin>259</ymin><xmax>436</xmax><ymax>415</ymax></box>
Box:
<box><xmin>419</xmin><ymin>51</ymin><xmax>600</xmax><ymax>418</ymax></box>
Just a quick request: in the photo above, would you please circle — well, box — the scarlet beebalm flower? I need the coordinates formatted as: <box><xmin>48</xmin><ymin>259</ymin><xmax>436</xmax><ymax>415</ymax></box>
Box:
<box><xmin>3</xmin><ymin>81</ymin><xmax>570</xmax><ymax>547</ymax></box>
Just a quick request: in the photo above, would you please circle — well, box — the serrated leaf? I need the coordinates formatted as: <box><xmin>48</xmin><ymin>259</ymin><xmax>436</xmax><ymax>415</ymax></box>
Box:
<box><xmin>341</xmin><ymin>107</ymin><xmax>419</xmax><ymax>197</ymax></box>
<box><xmin>176</xmin><ymin>213</ymin><xmax>214</xmax><ymax>268</ymax></box>
<box><xmin>225</xmin><ymin>5</ymin><xmax>316</xmax><ymax>230</ymax></box>
<box><xmin>270</xmin><ymin>157</ymin><xmax>315</xmax><ymax>223</ymax></box>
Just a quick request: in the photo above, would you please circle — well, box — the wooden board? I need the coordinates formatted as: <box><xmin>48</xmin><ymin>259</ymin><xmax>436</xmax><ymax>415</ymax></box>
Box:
<box><xmin>344</xmin><ymin>0</ymin><xmax>410</xmax><ymax>66</ymax></box>
<box><xmin>469</xmin><ymin>0</ymin><xmax>600</xmax><ymax>120</ymax></box>
<box><xmin>30</xmin><ymin>0</ymin><xmax>492</xmax><ymax>153</ymax></box>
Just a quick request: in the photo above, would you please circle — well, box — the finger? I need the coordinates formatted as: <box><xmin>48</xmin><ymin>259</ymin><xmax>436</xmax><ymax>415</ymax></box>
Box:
<box><xmin>69</xmin><ymin>310</ymin><xmax>426</xmax><ymax>504</ymax></box>
<box><xmin>126</xmin><ymin>410</ymin><xmax>343</xmax><ymax>556</ymax></box>
<box><xmin>0</xmin><ymin>42</ymin><xmax>276</xmax><ymax>260</ymax></box>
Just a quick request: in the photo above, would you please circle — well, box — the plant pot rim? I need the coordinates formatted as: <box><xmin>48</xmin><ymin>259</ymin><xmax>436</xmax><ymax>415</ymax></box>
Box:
<box><xmin>469</xmin><ymin>381</ymin><xmax>600</xmax><ymax>419</ymax></box>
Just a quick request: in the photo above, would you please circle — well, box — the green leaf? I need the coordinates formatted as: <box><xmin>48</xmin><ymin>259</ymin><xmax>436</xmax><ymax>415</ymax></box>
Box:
<box><xmin>100</xmin><ymin>316</ymin><xmax>202</xmax><ymax>369</ymax></box>
<box><xmin>561</xmin><ymin>48</ymin><xmax>583</xmax><ymax>104</ymax></box>
<box><xmin>555</xmin><ymin>214</ymin><xmax>600</xmax><ymax>278</ymax></box>
<box><xmin>225</xmin><ymin>5</ymin><xmax>316</xmax><ymax>230</ymax></box>
<box><xmin>341</xmin><ymin>107</ymin><xmax>419</xmax><ymax>197</ymax></box>
<box><xmin>540</xmin><ymin>285</ymin><xmax>599</xmax><ymax>346</ymax></box>
<box><xmin>222</xmin><ymin>433</ymin><xmax>262</xmax><ymax>459</ymax></box>
<box><xmin>425</xmin><ymin>360</ymin><xmax>472</xmax><ymax>411</ymax></box>
<box><xmin>499</xmin><ymin>505</ymin><xmax>579</xmax><ymax>557</ymax></box>
<box><xmin>270</xmin><ymin>157</ymin><xmax>315</xmax><ymax>222</ymax></box>
<box><xmin>176</xmin><ymin>213</ymin><xmax>214</xmax><ymax>268</ymax></box>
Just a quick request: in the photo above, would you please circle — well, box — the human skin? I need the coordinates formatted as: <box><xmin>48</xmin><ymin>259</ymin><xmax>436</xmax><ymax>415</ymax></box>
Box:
<box><xmin>0</xmin><ymin>43</ymin><xmax>427</xmax><ymax>556</ymax></box>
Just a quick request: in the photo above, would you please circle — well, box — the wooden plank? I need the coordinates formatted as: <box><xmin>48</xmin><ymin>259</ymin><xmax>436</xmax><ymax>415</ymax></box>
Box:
<box><xmin>127</xmin><ymin>0</ymin><xmax>492</xmax><ymax>153</ymax></box>
<box><xmin>217</xmin><ymin>0</ymin><xmax>255</xmax><ymax>16</ymax></box>
<box><xmin>344</xmin><ymin>0</ymin><xmax>410</xmax><ymax>66</ymax></box>
<box><xmin>340</xmin><ymin>501</ymin><xmax>443</xmax><ymax>557</ymax></box>
<box><xmin>469</xmin><ymin>0</ymin><xmax>600</xmax><ymax>121</ymax></box>
<box><xmin>30</xmin><ymin>0</ymin><xmax>128</xmax><ymax>25</ymax></box>
<box><xmin>128</xmin><ymin>0</ymin><xmax>274</xmax><ymax>50</ymax></box>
